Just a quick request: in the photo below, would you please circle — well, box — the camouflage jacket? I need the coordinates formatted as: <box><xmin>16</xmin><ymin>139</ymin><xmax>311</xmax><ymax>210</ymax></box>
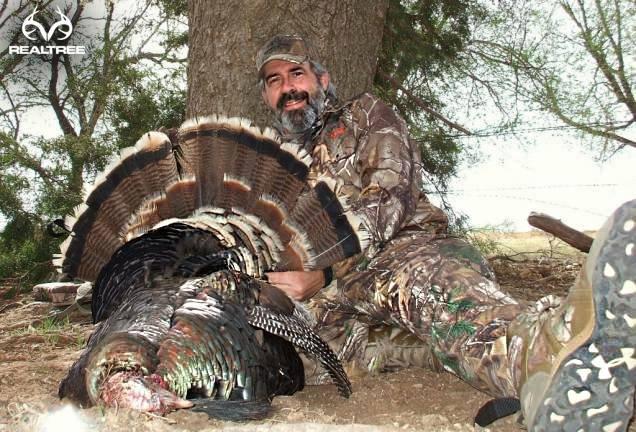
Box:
<box><xmin>301</xmin><ymin>93</ymin><xmax>448</xmax><ymax>270</ymax></box>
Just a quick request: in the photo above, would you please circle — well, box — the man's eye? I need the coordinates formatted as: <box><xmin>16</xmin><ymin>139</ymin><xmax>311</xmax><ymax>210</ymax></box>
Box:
<box><xmin>292</xmin><ymin>71</ymin><xmax>303</xmax><ymax>78</ymax></box>
<box><xmin>267</xmin><ymin>77</ymin><xmax>280</xmax><ymax>86</ymax></box>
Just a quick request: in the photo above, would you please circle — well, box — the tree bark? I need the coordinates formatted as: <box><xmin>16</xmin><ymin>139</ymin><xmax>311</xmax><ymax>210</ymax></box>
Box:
<box><xmin>527</xmin><ymin>212</ymin><xmax>594</xmax><ymax>253</ymax></box>
<box><xmin>187</xmin><ymin>0</ymin><xmax>389</xmax><ymax>126</ymax></box>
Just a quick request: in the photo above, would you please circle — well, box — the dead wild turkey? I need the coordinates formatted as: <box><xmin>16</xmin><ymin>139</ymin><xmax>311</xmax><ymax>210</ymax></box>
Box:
<box><xmin>56</xmin><ymin>117</ymin><xmax>368</xmax><ymax>420</ymax></box>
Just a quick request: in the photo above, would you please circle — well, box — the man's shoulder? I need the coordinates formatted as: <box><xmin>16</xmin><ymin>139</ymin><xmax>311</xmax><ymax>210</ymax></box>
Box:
<box><xmin>345</xmin><ymin>92</ymin><xmax>385</xmax><ymax>111</ymax></box>
<box><xmin>344</xmin><ymin>92</ymin><xmax>406</xmax><ymax>130</ymax></box>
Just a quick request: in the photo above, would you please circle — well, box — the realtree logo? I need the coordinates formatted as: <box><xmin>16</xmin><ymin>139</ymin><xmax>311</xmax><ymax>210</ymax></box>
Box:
<box><xmin>9</xmin><ymin>6</ymin><xmax>86</xmax><ymax>55</ymax></box>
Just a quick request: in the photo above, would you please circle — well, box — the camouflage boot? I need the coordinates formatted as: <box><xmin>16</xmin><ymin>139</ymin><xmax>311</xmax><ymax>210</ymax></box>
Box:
<box><xmin>511</xmin><ymin>199</ymin><xmax>636</xmax><ymax>431</ymax></box>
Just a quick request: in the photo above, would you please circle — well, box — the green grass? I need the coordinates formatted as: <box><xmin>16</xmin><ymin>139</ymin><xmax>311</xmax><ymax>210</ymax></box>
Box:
<box><xmin>10</xmin><ymin>315</ymin><xmax>86</xmax><ymax>348</ymax></box>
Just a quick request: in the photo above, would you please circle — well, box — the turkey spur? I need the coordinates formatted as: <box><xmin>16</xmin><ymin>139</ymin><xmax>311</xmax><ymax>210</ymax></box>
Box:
<box><xmin>56</xmin><ymin>117</ymin><xmax>368</xmax><ymax>419</ymax></box>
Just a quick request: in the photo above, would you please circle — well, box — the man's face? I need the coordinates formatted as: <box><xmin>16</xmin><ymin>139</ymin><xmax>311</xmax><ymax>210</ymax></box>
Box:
<box><xmin>261</xmin><ymin>60</ymin><xmax>329</xmax><ymax>135</ymax></box>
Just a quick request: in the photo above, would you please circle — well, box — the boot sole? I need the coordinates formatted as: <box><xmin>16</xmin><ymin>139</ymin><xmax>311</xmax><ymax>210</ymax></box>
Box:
<box><xmin>533</xmin><ymin>200</ymin><xmax>636</xmax><ymax>432</ymax></box>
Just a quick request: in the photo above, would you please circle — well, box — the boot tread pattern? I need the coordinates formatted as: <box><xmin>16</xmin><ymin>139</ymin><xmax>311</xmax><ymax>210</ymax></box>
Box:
<box><xmin>532</xmin><ymin>201</ymin><xmax>636</xmax><ymax>432</ymax></box>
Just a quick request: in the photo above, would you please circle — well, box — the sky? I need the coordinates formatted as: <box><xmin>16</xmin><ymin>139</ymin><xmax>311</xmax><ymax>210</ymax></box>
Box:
<box><xmin>431</xmin><ymin>135</ymin><xmax>636</xmax><ymax>232</ymax></box>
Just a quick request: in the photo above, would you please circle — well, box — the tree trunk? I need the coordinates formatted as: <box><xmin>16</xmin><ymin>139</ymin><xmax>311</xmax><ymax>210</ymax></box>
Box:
<box><xmin>187</xmin><ymin>0</ymin><xmax>389</xmax><ymax>127</ymax></box>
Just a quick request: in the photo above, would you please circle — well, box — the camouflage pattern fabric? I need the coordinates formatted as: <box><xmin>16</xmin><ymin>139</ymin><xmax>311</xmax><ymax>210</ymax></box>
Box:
<box><xmin>302</xmin><ymin>230</ymin><xmax>525</xmax><ymax>398</ymax></box>
<box><xmin>305</xmin><ymin>93</ymin><xmax>449</xmax><ymax>260</ymax></box>
<box><xmin>287</xmin><ymin>93</ymin><xmax>532</xmax><ymax>398</ymax></box>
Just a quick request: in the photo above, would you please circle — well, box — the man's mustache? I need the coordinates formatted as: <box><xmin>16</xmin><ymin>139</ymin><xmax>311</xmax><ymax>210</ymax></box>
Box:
<box><xmin>277</xmin><ymin>90</ymin><xmax>309</xmax><ymax>110</ymax></box>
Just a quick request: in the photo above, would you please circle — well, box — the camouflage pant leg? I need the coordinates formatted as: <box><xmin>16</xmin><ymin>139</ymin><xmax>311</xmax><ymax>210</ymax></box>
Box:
<box><xmin>303</xmin><ymin>230</ymin><xmax>525</xmax><ymax>398</ymax></box>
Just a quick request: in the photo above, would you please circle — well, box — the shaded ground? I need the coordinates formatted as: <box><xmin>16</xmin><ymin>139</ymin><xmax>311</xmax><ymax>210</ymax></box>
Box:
<box><xmin>0</xmin><ymin>243</ymin><xmax>633</xmax><ymax>431</ymax></box>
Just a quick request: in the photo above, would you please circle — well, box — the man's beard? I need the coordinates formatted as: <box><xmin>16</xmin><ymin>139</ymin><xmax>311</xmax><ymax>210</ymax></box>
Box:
<box><xmin>275</xmin><ymin>86</ymin><xmax>327</xmax><ymax>138</ymax></box>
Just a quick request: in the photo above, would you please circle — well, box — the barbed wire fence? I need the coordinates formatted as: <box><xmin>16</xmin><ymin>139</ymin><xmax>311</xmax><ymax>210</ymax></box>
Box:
<box><xmin>421</xmin><ymin>180</ymin><xmax>633</xmax><ymax>259</ymax></box>
<box><xmin>424</xmin><ymin>182</ymin><xmax>624</xmax><ymax>219</ymax></box>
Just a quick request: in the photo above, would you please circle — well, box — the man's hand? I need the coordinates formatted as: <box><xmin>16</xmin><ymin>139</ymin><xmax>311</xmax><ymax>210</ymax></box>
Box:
<box><xmin>265</xmin><ymin>270</ymin><xmax>325</xmax><ymax>301</ymax></box>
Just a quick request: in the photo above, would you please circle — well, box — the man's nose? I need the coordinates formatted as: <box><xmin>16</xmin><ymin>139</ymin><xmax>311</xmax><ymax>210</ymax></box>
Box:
<box><xmin>281</xmin><ymin>78</ymin><xmax>296</xmax><ymax>94</ymax></box>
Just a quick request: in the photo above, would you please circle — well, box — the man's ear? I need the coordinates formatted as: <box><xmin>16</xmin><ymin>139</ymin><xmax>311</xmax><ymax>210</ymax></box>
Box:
<box><xmin>319</xmin><ymin>72</ymin><xmax>330</xmax><ymax>91</ymax></box>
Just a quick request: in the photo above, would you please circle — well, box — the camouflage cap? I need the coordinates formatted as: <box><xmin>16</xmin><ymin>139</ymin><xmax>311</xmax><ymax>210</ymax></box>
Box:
<box><xmin>256</xmin><ymin>34</ymin><xmax>318</xmax><ymax>76</ymax></box>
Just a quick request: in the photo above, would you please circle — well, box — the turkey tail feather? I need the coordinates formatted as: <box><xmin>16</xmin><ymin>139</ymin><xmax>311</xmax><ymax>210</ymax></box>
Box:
<box><xmin>58</xmin><ymin>132</ymin><xmax>178</xmax><ymax>281</ymax></box>
<box><xmin>56</xmin><ymin>116</ymin><xmax>367</xmax><ymax>283</ymax></box>
<box><xmin>248</xmin><ymin>305</ymin><xmax>352</xmax><ymax>398</ymax></box>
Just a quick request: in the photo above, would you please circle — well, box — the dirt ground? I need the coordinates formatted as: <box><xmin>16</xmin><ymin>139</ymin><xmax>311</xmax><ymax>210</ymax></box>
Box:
<box><xmin>0</xmin><ymin>248</ymin><xmax>634</xmax><ymax>431</ymax></box>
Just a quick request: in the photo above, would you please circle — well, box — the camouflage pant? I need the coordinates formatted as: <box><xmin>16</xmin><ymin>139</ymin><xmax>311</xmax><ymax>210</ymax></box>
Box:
<box><xmin>302</xmin><ymin>229</ymin><xmax>527</xmax><ymax>398</ymax></box>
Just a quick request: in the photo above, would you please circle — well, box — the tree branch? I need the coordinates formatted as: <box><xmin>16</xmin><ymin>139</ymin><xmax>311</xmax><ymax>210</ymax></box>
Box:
<box><xmin>111</xmin><ymin>1</ymin><xmax>153</xmax><ymax>55</ymax></box>
<box><xmin>542</xmin><ymin>81</ymin><xmax>636</xmax><ymax>149</ymax></box>
<box><xmin>0</xmin><ymin>0</ymin><xmax>8</xmax><ymax>22</ymax></box>
<box><xmin>377</xmin><ymin>69</ymin><xmax>472</xmax><ymax>135</ymax></box>
<box><xmin>48</xmin><ymin>53</ymin><xmax>77</xmax><ymax>136</ymax></box>
<box><xmin>560</xmin><ymin>2</ymin><xmax>633</xmax><ymax>116</ymax></box>
<box><xmin>0</xmin><ymin>29</ymin><xmax>24</xmax><ymax>81</ymax></box>
<box><xmin>0</xmin><ymin>81</ymin><xmax>20</xmax><ymax>139</ymax></box>
<box><xmin>131</xmin><ymin>51</ymin><xmax>187</xmax><ymax>64</ymax></box>
<box><xmin>86</xmin><ymin>1</ymin><xmax>114</xmax><ymax>135</ymax></box>
<box><xmin>2</xmin><ymin>136</ymin><xmax>60</xmax><ymax>188</ymax></box>
<box><xmin>597</xmin><ymin>0</ymin><xmax>636</xmax><ymax>118</ymax></box>
<box><xmin>61</xmin><ymin>54</ymin><xmax>87</xmax><ymax>132</ymax></box>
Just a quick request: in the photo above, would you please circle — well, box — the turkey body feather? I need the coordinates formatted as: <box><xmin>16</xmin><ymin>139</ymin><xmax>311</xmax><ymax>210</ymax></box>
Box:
<box><xmin>57</xmin><ymin>117</ymin><xmax>364</xmax><ymax>420</ymax></box>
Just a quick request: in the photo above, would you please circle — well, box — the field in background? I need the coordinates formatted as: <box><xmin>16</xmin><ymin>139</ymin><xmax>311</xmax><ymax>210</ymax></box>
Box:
<box><xmin>465</xmin><ymin>228</ymin><xmax>595</xmax><ymax>303</ymax></box>
<box><xmin>471</xmin><ymin>228</ymin><xmax>595</xmax><ymax>261</ymax></box>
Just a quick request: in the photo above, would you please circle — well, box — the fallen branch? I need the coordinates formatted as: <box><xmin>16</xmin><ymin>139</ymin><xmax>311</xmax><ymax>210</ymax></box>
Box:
<box><xmin>527</xmin><ymin>212</ymin><xmax>594</xmax><ymax>253</ymax></box>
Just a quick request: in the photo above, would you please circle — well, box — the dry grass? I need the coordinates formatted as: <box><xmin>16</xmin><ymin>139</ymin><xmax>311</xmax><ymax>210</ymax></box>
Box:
<box><xmin>471</xmin><ymin>229</ymin><xmax>594</xmax><ymax>261</ymax></box>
